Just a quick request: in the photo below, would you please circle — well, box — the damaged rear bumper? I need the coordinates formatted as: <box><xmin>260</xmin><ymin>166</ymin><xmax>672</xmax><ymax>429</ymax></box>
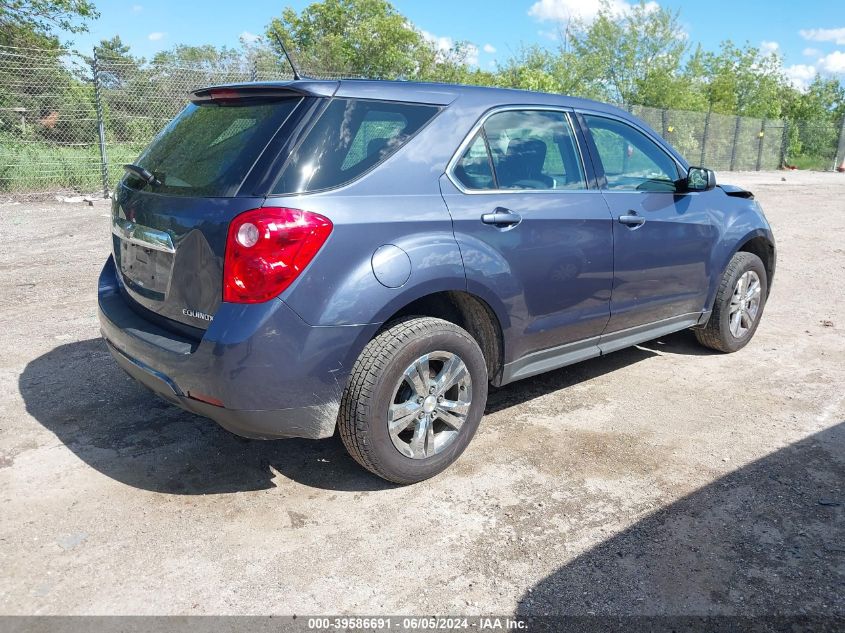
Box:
<box><xmin>98</xmin><ymin>257</ymin><xmax>373</xmax><ymax>440</ymax></box>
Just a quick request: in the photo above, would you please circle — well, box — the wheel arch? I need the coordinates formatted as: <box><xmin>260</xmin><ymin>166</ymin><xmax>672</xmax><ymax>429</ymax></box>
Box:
<box><xmin>376</xmin><ymin>290</ymin><xmax>507</xmax><ymax>386</ymax></box>
<box><xmin>707</xmin><ymin>228</ymin><xmax>776</xmax><ymax>314</ymax></box>
<box><xmin>735</xmin><ymin>233</ymin><xmax>776</xmax><ymax>295</ymax></box>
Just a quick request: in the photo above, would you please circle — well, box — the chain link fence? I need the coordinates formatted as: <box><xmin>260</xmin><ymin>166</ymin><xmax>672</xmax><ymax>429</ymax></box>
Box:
<box><xmin>630</xmin><ymin>105</ymin><xmax>845</xmax><ymax>172</ymax></box>
<box><xmin>1</xmin><ymin>44</ymin><xmax>325</xmax><ymax>199</ymax></box>
<box><xmin>629</xmin><ymin>106</ymin><xmax>786</xmax><ymax>171</ymax></box>
<box><xmin>0</xmin><ymin>46</ymin><xmax>99</xmax><ymax>197</ymax></box>
<box><xmin>2</xmin><ymin>43</ymin><xmax>844</xmax><ymax>199</ymax></box>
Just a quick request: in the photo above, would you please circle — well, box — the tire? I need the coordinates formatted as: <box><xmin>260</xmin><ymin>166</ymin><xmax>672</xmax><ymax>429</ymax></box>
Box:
<box><xmin>338</xmin><ymin>317</ymin><xmax>488</xmax><ymax>484</ymax></box>
<box><xmin>695</xmin><ymin>251</ymin><xmax>768</xmax><ymax>353</ymax></box>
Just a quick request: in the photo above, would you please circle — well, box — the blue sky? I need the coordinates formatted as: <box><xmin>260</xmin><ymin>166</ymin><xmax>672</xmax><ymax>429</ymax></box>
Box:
<box><xmin>65</xmin><ymin>0</ymin><xmax>844</xmax><ymax>89</ymax></box>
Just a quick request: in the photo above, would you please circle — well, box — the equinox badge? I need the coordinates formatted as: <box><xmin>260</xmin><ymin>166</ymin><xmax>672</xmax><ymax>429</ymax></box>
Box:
<box><xmin>182</xmin><ymin>308</ymin><xmax>214</xmax><ymax>322</ymax></box>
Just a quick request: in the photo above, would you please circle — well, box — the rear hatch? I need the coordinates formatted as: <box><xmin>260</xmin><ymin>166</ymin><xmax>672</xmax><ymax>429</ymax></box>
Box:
<box><xmin>111</xmin><ymin>85</ymin><xmax>327</xmax><ymax>331</ymax></box>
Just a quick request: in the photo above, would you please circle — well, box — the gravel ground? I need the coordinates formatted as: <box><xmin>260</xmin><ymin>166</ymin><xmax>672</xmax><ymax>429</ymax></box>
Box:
<box><xmin>0</xmin><ymin>171</ymin><xmax>843</xmax><ymax>616</ymax></box>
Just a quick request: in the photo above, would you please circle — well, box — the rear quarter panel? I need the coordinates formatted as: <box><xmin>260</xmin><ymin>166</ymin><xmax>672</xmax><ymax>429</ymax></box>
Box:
<box><xmin>269</xmin><ymin>101</ymin><xmax>483</xmax><ymax>327</ymax></box>
<box><xmin>277</xmin><ymin>194</ymin><xmax>466</xmax><ymax>326</ymax></box>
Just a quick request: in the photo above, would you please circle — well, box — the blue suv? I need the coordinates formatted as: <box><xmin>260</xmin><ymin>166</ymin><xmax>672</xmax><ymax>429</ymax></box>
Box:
<box><xmin>98</xmin><ymin>80</ymin><xmax>776</xmax><ymax>483</ymax></box>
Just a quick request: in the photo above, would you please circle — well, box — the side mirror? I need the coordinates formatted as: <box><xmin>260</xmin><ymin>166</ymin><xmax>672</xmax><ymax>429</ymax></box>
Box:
<box><xmin>685</xmin><ymin>166</ymin><xmax>716</xmax><ymax>192</ymax></box>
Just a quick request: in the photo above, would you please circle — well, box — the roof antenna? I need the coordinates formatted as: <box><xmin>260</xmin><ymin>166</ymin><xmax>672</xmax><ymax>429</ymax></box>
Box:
<box><xmin>271</xmin><ymin>26</ymin><xmax>303</xmax><ymax>80</ymax></box>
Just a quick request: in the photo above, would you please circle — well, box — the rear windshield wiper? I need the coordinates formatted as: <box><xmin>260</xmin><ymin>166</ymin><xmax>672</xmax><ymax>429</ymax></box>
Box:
<box><xmin>123</xmin><ymin>164</ymin><xmax>161</xmax><ymax>187</ymax></box>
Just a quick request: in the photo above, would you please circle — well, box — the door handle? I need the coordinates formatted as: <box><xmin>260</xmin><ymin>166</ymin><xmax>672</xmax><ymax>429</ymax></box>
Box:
<box><xmin>481</xmin><ymin>208</ymin><xmax>522</xmax><ymax>228</ymax></box>
<box><xmin>618</xmin><ymin>212</ymin><xmax>646</xmax><ymax>227</ymax></box>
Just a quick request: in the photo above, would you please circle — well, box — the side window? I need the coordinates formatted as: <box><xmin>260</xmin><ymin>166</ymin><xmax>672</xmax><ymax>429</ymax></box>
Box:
<box><xmin>340</xmin><ymin>110</ymin><xmax>407</xmax><ymax>171</ymax></box>
<box><xmin>272</xmin><ymin>99</ymin><xmax>439</xmax><ymax>194</ymax></box>
<box><xmin>453</xmin><ymin>132</ymin><xmax>495</xmax><ymax>190</ymax></box>
<box><xmin>451</xmin><ymin>109</ymin><xmax>587</xmax><ymax>191</ymax></box>
<box><xmin>584</xmin><ymin>115</ymin><xmax>679</xmax><ymax>192</ymax></box>
<box><xmin>484</xmin><ymin>110</ymin><xmax>586</xmax><ymax>191</ymax></box>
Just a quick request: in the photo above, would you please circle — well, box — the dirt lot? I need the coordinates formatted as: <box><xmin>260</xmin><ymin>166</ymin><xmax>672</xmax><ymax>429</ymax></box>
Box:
<box><xmin>0</xmin><ymin>171</ymin><xmax>843</xmax><ymax>617</ymax></box>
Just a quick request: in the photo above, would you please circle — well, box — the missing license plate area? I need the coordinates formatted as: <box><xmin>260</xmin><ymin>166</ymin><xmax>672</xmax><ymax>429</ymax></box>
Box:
<box><xmin>118</xmin><ymin>240</ymin><xmax>173</xmax><ymax>296</ymax></box>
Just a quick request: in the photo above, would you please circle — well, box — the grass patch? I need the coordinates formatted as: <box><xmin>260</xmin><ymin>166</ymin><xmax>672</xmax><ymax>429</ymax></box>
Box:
<box><xmin>788</xmin><ymin>154</ymin><xmax>837</xmax><ymax>171</ymax></box>
<box><xmin>0</xmin><ymin>141</ymin><xmax>145</xmax><ymax>194</ymax></box>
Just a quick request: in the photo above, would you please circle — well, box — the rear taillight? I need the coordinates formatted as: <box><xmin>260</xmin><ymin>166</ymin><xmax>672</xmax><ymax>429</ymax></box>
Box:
<box><xmin>223</xmin><ymin>207</ymin><xmax>332</xmax><ymax>304</ymax></box>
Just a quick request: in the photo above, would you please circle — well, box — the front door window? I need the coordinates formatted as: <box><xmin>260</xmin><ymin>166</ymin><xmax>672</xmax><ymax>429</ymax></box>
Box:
<box><xmin>583</xmin><ymin>114</ymin><xmax>679</xmax><ymax>192</ymax></box>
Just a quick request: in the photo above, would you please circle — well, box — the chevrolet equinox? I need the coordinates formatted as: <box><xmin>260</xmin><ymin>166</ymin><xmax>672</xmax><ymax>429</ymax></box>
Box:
<box><xmin>98</xmin><ymin>80</ymin><xmax>776</xmax><ymax>483</ymax></box>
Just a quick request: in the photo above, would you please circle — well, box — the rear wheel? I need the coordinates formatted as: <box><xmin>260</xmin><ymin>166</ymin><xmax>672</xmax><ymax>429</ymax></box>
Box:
<box><xmin>695</xmin><ymin>251</ymin><xmax>768</xmax><ymax>352</ymax></box>
<box><xmin>338</xmin><ymin>317</ymin><xmax>488</xmax><ymax>484</ymax></box>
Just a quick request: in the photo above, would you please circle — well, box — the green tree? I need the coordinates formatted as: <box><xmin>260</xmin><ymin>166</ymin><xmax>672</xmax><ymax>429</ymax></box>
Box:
<box><xmin>0</xmin><ymin>0</ymin><xmax>98</xmax><ymax>46</ymax></box>
<box><xmin>88</xmin><ymin>36</ymin><xmax>150</xmax><ymax>143</ymax></box>
<box><xmin>700</xmin><ymin>42</ymin><xmax>786</xmax><ymax>118</ymax></box>
<box><xmin>570</xmin><ymin>1</ymin><xmax>688</xmax><ymax>106</ymax></box>
<box><xmin>143</xmin><ymin>45</ymin><xmax>255</xmax><ymax>128</ymax></box>
<box><xmin>265</xmin><ymin>0</ymin><xmax>442</xmax><ymax>79</ymax></box>
<box><xmin>0</xmin><ymin>0</ymin><xmax>101</xmax><ymax>153</ymax></box>
<box><xmin>97</xmin><ymin>34</ymin><xmax>131</xmax><ymax>60</ymax></box>
<box><xmin>92</xmin><ymin>35</ymin><xmax>137</xmax><ymax>88</ymax></box>
<box><xmin>416</xmin><ymin>41</ymin><xmax>493</xmax><ymax>85</ymax></box>
<box><xmin>238</xmin><ymin>34</ymin><xmax>282</xmax><ymax>80</ymax></box>
<box><xmin>495</xmin><ymin>45</ymin><xmax>588</xmax><ymax>96</ymax></box>
<box><xmin>0</xmin><ymin>1</ymin><xmax>99</xmax><ymax>147</ymax></box>
<box><xmin>672</xmin><ymin>45</ymin><xmax>711</xmax><ymax>111</ymax></box>
<box><xmin>150</xmin><ymin>44</ymin><xmax>247</xmax><ymax>73</ymax></box>
<box><xmin>782</xmin><ymin>75</ymin><xmax>845</xmax><ymax>123</ymax></box>
<box><xmin>423</xmin><ymin>57</ymin><xmax>495</xmax><ymax>87</ymax></box>
<box><xmin>781</xmin><ymin>75</ymin><xmax>845</xmax><ymax>164</ymax></box>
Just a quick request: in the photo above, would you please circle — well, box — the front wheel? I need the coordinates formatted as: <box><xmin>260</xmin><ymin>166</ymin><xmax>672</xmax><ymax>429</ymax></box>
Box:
<box><xmin>695</xmin><ymin>251</ymin><xmax>768</xmax><ymax>353</ymax></box>
<box><xmin>338</xmin><ymin>317</ymin><xmax>488</xmax><ymax>484</ymax></box>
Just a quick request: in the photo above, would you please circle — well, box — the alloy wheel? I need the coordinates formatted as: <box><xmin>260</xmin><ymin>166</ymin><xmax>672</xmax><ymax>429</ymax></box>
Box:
<box><xmin>728</xmin><ymin>270</ymin><xmax>762</xmax><ymax>338</ymax></box>
<box><xmin>387</xmin><ymin>351</ymin><xmax>472</xmax><ymax>459</ymax></box>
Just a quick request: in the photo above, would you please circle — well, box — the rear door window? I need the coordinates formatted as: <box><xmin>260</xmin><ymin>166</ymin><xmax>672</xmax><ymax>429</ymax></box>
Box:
<box><xmin>127</xmin><ymin>98</ymin><xmax>301</xmax><ymax>197</ymax></box>
<box><xmin>452</xmin><ymin>109</ymin><xmax>587</xmax><ymax>191</ymax></box>
<box><xmin>272</xmin><ymin>98</ymin><xmax>440</xmax><ymax>194</ymax></box>
<box><xmin>453</xmin><ymin>132</ymin><xmax>496</xmax><ymax>190</ymax></box>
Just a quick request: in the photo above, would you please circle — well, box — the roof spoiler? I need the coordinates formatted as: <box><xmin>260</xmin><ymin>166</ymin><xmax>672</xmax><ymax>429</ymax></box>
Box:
<box><xmin>190</xmin><ymin>81</ymin><xmax>338</xmax><ymax>103</ymax></box>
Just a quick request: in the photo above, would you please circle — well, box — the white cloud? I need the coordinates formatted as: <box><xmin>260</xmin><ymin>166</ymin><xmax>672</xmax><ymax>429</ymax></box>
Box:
<box><xmin>421</xmin><ymin>29</ymin><xmax>454</xmax><ymax>53</ymax></box>
<box><xmin>483</xmin><ymin>43</ymin><xmax>496</xmax><ymax>54</ymax></box>
<box><xmin>784</xmin><ymin>64</ymin><xmax>817</xmax><ymax>90</ymax></box>
<box><xmin>803</xmin><ymin>47</ymin><xmax>822</xmax><ymax>57</ymax></box>
<box><xmin>760</xmin><ymin>40</ymin><xmax>779</xmax><ymax>55</ymax></box>
<box><xmin>147</xmin><ymin>32</ymin><xmax>165</xmax><ymax>41</ymax></box>
<box><xmin>131</xmin><ymin>4</ymin><xmax>142</xmax><ymax>13</ymax></box>
<box><xmin>528</xmin><ymin>0</ymin><xmax>658</xmax><ymax>24</ymax></box>
<box><xmin>239</xmin><ymin>31</ymin><xmax>261</xmax><ymax>44</ymax></box>
<box><xmin>421</xmin><ymin>30</ymin><xmax>479</xmax><ymax>66</ymax></box>
<box><xmin>464</xmin><ymin>44</ymin><xmax>480</xmax><ymax>67</ymax></box>
<box><xmin>799</xmin><ymin>27</ymin><xmax>845</xmax><ymax>45</ymax></box>
<box><xmin>817</xmin><ymin>50</ymin><xmax>845</xmax><ymax>73</ymax></box>
<box><xmin>787</xmin><ymin>49</ymin><xmax>845</xmax><ymax>86</ymax></box>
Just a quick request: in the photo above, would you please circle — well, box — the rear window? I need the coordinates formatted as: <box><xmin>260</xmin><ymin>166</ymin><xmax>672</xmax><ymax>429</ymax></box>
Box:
<box><xmin>272</xmin><ymin>98</ymin><xmax>440</xmax><ymax>194</ymax></box>
<box><xmin>126</xmin><ymin>98</ymin><xmax>301</xmax><ymax>197</ymax></box>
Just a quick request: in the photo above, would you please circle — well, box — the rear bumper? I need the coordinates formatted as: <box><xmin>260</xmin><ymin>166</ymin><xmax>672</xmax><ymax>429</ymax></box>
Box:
<box><xmin>98</xmin><ymin>257</ymin><xmax>374</xmax><ymax>439</ymax></box>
